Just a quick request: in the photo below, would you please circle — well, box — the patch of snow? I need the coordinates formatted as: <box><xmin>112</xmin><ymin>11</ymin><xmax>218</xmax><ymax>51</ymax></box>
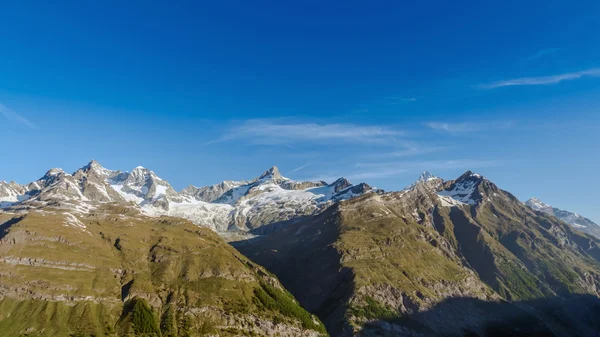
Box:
<box><xmin>153</xmin><ymin>185</ymin><xmax>168</xmax><ymax>199</ymax></box>
<box><xmin>66</xmin><ymin>180</ymin><xmax>89</xmax><ymax>201</ymax></box>
<box><xmin>111</xmin><ymin>185</ymin><xmax>145</xmax><ymax>203</ymax></box>
<box><xmin>412</xmin><ymin>208</ymin><xmax>422</xmax><ymax>221</ymax></box>
<box><xmin>17</xmin><ymin>194</ymin><xmax>32</xmax><ymax>202</ymax></box>
<box><xmin>307</xmin><ymin>185</ymin><xmax>337</xmax><ymax>200</ymax></box>
<box><xmin>218</xmin><ymin>184</ymin><xmax>252</xmax><ymax>205</ymax></box>
<box><xmin>144</xmin><ymin>200</ymin><xmax>234</xmax><ymax>232</ymax></box>
<box><xmin>379</xmin><ymin>207</ymin><xmax>390</xmax><ymax>215</ymax></box>
<box><xmin>87</xmin><ymin>181</ymin><xmax>111</xmax><ymax>200</ymax></box>
<box><xmin>0</xmin><ymin>201</ymin><xmax>15</xmax><ymax>208</ymax></box>
<box><xmin>63</xmin><ymin>212</ymin><xmax>86</xmax><ymax>229</ymax></box>
<box><xmin>437</xmin><ymin>179</ymin><xmax>479</xmax><ymax>205</ymax></box>
<box><xmin>438</xmin><ymin>195</ymin><xmax>465</xmax><ymax>207</ymax></box>
<box><xmin>46</xmin><ymin>168</ymin><xmax>64</xmax><ymax>176</ymax></box>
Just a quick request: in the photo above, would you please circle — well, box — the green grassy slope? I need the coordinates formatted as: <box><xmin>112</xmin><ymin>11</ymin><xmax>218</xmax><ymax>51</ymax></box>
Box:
<box><xmin>235</xmin><ymin>177</ymin><xmax>600</xmax><ymax>336</ymax></box>
<box><xmin>0</xmin><ymin>205</ymin><xmax>326</xmax><ymax>337</ymax></box>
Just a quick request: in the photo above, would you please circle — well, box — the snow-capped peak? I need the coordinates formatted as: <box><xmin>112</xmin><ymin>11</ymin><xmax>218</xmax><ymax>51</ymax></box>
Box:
<box><xmin>44</xmin><ymin>168</ymin><xmax>65</xmax><ymax>177</ymax></box>
<box><xmin>80</xmin><ymin>159</ymin><xmax>115</xmax><ymax>178</ymax></box>
<box><xmin>404</xmin><ymin>171</ymin><xmax>442</xmax><ymax>191</ymax></box>
<box><xmin>1</xmin><ymin>160</ymin><xmax>381</xmax><ymax>234</ymax></box>
<box><xmin>524</xmin><ymin>197</ymin><xmax>600</xmax><ymax>236</ymax></box>
<box><xmin>37</xmin><ymin>168</ymin><xmax>67</xmax><ymax>187</ymax></box>
<box><xmin>258</xmin><ymin>166</ymin><xmax>286</xmax><ymax>181</ymax></box>
<box><xmin>83</xmin><ymin>159</ymin><xmax>102</xmax><ymax>170</ymax></box>
<box><xmin>437</xmin><ymin>171</ymin><xmax>484</xmax><ymax>206</ymax></box>
<box><xmin>127</xmin><ymin>166</ymin><xmax>162</xmax><ymax>183</ymax></box>
<box><xmin>525</xmin><ymin>198</ymin><xmax>551</xmax><ymax>212</ymax></box>
<box><xmin>458</xmin><ymin>170</ymin><xmax>484</xmax><ymax>181</ymax></box>
<box><xmin>418</xmin><ymin>171</ymin><xmax>439</xmax><ymax>182</ymax></box>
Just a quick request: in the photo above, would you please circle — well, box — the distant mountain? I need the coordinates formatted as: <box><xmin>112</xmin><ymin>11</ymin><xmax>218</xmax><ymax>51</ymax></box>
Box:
<box><xmin>525</xmin><ymin>197</ymin><xmax>600</xmax><ymax>238</ymax></box>
<box><xmin>402</xmin><ymin>170</ymin><xmax>443</xmax><ymax>193</ymax></box>
<box><xmin>0</xmin><ymin>160</ymin><xmax>378</xmax><ymax>233</ymax></box>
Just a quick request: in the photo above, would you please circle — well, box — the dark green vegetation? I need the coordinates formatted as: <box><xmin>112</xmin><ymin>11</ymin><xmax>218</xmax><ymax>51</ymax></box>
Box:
<box><xmin>129</xmin><ymin>298</ymin><xmax>161</xmax><ymax>336</ymax></box>
<box><xmin>349</xmin><ymin>297</ymin><xmax>397</xmax><ymax>321</ymax></box>
<box><xmin>253</xmin><ymin>282</ymin><xmax>328</xmax><ymax>334</ymax></box>
<box><xmin>0</xmin><ymin>205</ymin><xmax>326</xmax><ymax>337</ymax></box>
<box><xmin>235</xmin><ymin>173</ymin><xmax>600</xmax><ymax>336</ymax></box>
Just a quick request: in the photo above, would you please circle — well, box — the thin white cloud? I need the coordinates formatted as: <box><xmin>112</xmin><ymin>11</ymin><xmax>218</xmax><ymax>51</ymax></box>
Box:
<box><xmin>482</xmin><ymin>68</ymin><xmax>600</xmax><ymax>89</ymax></box>
<box><xmin>426</xmin><ymin>121</ymin><xmax>514</xmax><ymax>133</ymax></box>
<box><xmin>0</xmin><ymin>103</ymin><xmax>36</xmax><ymax>128</ymax></box>
<box><xmin>383</xmin><ymin>96</ymin><xmax>419</xmax><ymax>105</ymax></box>
<box><xmin>522</xmin><ymin>48</ymin><xmax>559</xmax><ymax>62</ymax></box>
<box><xmin>290</xmin><ymin>164</ymin><xmax>309</xmax><ymax>173</ymax></box>
<box><xmin>379</xmin><ymin>144</ymin><xmax>445</xmax><ymax>158</ymax></box>
<box><xmin>426</xmin><ymin>122</ymin><xmax>479</xmax><ymax>133</ymax></box>
<box><xmin>212</xmin><ymin>119</ymin><xmax>403</xmax><ymax>145</ymax></box>
<box><xmin>306</xmin><ymin>167</ymin><xmax>409</xmax><ymax>183</ymax></box>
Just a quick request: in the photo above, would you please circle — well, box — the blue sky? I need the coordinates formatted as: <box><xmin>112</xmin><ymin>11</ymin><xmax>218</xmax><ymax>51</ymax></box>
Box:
<box><xmin>1</xmin><ymin>1</ymin><xmax>599</xmax><ymax>222</ymax></box>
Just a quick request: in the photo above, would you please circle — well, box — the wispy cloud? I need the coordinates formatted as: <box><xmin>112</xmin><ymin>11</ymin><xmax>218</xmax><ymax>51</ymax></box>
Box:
<box><xmin>426</xmin><ymin>122</ymin><xmax>479</xmax><ymax>133</ymax></box>
<box><xmin>481</xmin><ymin>68</ymin><xmax>600</xmax><ymax>89</ymax></box>
<box><xmin>378</xmin><ymin>144</ymin><xmax>445</xmax><ymax>158</ymax></box>
<box><xmin>522</xmin><ymin>48</ymin><xmax>559</xmax><ymax>62</ymax></box>
<box><xmin>306</xmin><ymin>167</ymin><xmax>409</xmax><ymax>183</ymax></box>
<box><xmin>211</xmin><ymin>119</ymin><xmax>403</xmax><ymax>145</ymax></box>
<box><xmin>290</xmin><ymin>164</ymin><xmax>309</xmax><ymax>173</ymax></box>
<box><xmin>0</xmin><ymin>103</ymin><xmax>36</xmax><ymax>128</ymax></box>
<box><xmin>425</xmin><ymin>121</ymin><xmax>514</xmax><ymax>133</ymax></box>
<box><xmin>382</xmin><ymin>96</ymin><xmax>419</xmax><ymax>105</ymax></box>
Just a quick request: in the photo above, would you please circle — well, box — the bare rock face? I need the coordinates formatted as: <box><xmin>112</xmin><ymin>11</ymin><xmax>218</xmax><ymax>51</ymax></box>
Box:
<box><xmin>329</xmin><ymin>178</ymin><xmax>353</xmax><ymax>193</ymax></box>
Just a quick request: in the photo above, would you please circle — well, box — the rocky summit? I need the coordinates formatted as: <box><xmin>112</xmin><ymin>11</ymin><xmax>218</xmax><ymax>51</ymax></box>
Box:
<box><xmin>2</xmin><ymin>162</ymin><xmax>600</xmax><ymax>336</ymax></box>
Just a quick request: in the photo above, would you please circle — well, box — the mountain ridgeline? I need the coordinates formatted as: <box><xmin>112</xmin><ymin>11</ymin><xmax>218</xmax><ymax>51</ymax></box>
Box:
<box><xmin>235</xmin><ymin>171</ymin><xmax>600</xmax><ymax>336</ymax></box>
<box><xmin>1</xmin><ymin>161</ymin><xmax>600</xmax><ymax>336</ymax></box>
<box><xmin>525</xmin><ymin>197</ymin><xmax>600</xmax><ymax>239</ymax></box>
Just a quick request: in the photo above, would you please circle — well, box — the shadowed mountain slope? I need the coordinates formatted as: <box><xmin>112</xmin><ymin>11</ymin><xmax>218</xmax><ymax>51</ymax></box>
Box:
<box><xmin>235</xmin><ymin>172</ymin><xmax>600</xmax><ymax>336</ymax></box>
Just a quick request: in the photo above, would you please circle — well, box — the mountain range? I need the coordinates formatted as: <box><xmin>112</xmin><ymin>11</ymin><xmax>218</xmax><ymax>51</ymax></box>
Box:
<box><xmin>0</xmin><ymin>160</ymin><xmax>377</xmax><ymax>235</ymax></box>
<box><xmin>1</xmin><ymin>160</ymin><xmax>600</xmax><ymax>337</ymax></box>
<box><xmin>525</xmin><ymin>197</ymin><xmax>600</xmax><ymax>239</ymax></box>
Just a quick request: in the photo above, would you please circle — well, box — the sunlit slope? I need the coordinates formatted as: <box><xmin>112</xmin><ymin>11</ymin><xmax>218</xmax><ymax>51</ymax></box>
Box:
<box><xmin>0</xmin><ymin>205</ymin><xmax>327</xmax><ymax>337</ymax></box>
